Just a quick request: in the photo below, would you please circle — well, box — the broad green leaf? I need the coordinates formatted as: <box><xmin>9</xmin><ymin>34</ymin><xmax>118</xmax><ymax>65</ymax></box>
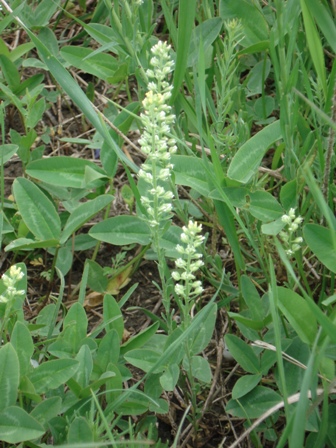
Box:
<box><xmin>261</xmin><ymin>218</ymin><xmax>285</xmax><ymax>236</ymax></box>
<box><xmin>241</xmin><ymin>275</ymin><xmax>265</xmax><ymax>321</ymax></box>
<box><xmin>13</xmin><ymin>178</ymin><xmax>61</xmax><ymax>241</ymax></box>
<box><xmin>29</xmin><ymin>359</ymin><xmax>79</xmax><ymax>394</ymax></box>
<box><xmin>0</xmin><ymin>344</ymin><xmax>20</xmax><ymax>408</ymax></box>
<box><xmin>60</xmin><ymin>195</ymin><xmax>113</xmax><ymax>244</ymax></box>
<box><xmin>89</xmin><ymin>215</ymin><xmax>151</xmax><ymax>245</ymax></box>
<box><xmin>0</xmin><ymin>407</ymin><xmax>44</xmax><ymax>443</ymax></box>
<box><xmin>232</xmin><ymin>373</ymin><xmax>262</xmax><ymax>400</ymax></box>
<box><xmin>60</xmin><ymin>46</ymin><xmax>119</xmax><ymax>83</ymax></box>
<box><xmin>60</xmin><ymin>46</ymin><xmax>119</xmax><ymax>82</ymax></box>
<box><xmin>227</xmin><ymin>311</ymin><xmax>271</xmax><ymax>331</ymax></box>
<box><xmin>158</xmin><ymin>225</ymin><xmax>183</xmax><ymax>259</ymax></box>
<box><xmin>62</xmin><ymin>303</ymin><xmax>88</xmax><ymax>353</ymax></box>
<box><xmin>26</xmin><ymin>97</ymin><xmax>46</xmax><ymax>129</ymax></box>
<box><xmin>26</xmin><ymin>157</ymin><xmax>107</xmax><ymax>189</ymax></box>
<box><xmin>248</xmin><ymin>191</ymin><xmax>283</xmax><ymax>222</ymax></box>
<box><xmin>190</xmin><ymin>303</ymin><xmax>217</xmax><ymax>355</ymax></box>
<box><xmin>280</xmin><ymin>179</ymin><xmax>297</xmax><ymax>210</ymax></box>
<box><xmin>188</xmin><ymin>18</ymin><xmax>223</xmax><ymax>67</ymax></box>
<box><xmin>103</xmin><ymin>294</ymin><xmax>124</xmax><ymax>341</ymax></box>
<box><xmin>19</xmin><ymin>0</ymin><xmax>61</xmax><ymax>28</ymax></box>
<box><xmin>219</xmin><ymin>0</ymin><xmax>269</xmax><ymax>46</ymax></box>
<box><xmin>276</xmin><ymin>337</ymin><xmax>310</xmax><ymax>395</ymax></box>
<box><xmin>73</xmin><ymin>345</ymin><xmax>93</xmax><ymax>389</ymax></box>
<box><xmin>226</xmin><ymin>386</ymin><xmax>281</xmax><ymax>418</ymax></box>
<box><xmin>171</xmin><ymin>155</ymin><xmax>211</xmax><ymax>196</ymax></box>
<box><xmin>225</xmin><ymin>334</ymin><xmax>260</xmax><ymax>374</ymax></box>
<box><xmin>30</xmin><ymin>397</ymin><xmax>62</xmax><ymax>428</ymax></box>
<box><xmin>55</xmin><ymin>246</ymin><xmax>73</xmax><ymax>276</ymax></box>
<box><xmin>228</xmin><ymin>120</ymin><xmax>282</xmax><ymax>183</ymax></box>
<box><xmin>86</xmin><ymin>260</ymin><xmax>108</xmax><ymax>293</ymax></box>
<box><xmin>105</xmin><ymin>363</ymin><xmax>123</xmax><ymax>403</ymax></box>
<box><xmin>5</xmin><ymin>238</ymin><xmax>60</xmax><ymax>252</ymax></box>
<box><xmin>96</xmin><ymin>329</ymin><xmax>120</xmax><ymax>372</ymax></box>
<box><xmin>160</xmin><ymin>364</ymin><xmax>180</xmax><ymax>391</ymax></box>
<box><xmin>209</xmin><ymin>186</ymin><xmax>248</xmax><ymax>208</ymax></box>
<box><xmin>120</xmin><ymin>322</ymin><xmax>159</xmax><ymax>355</ymax></box>
<box><xmin>277</xmin><ymin>287</ymin><xmax>317</xmax><ymax>345</ymax></box>
<box><xmin>189</xmin><ymin>356</ymin><xmax>212</xmax><ymax>383</ymax></box>
<box><xmin>124</xmin><ymin>349</ymin><xmax>163</xmax><ymax>374</ymax></box>
<box><xmin>303</xmin><ymin>224</ymin><xmax>336</xmax><ymax>273</ymax></box>
<box><xmin>11</xmin><ymin>322</ymin><xmax>34</xmax><ymax>376</ymax></box>
<box><xmin>78</xmin><ymin>371</ymin><xmax>116</xmax><ymax>399</ymax></box>
<box><xmin>0</xmin><ymin>54</ymin><xmax>20</xmax><ymax>89</ymax></box>
<box><xmin>0</xmin><ymin>144</ymin><xmax>18</xmax><ymax>165</ymax></box>
<box><xmin>67</xmin><ymin>417</ymin><xmax>93</xmax><ymax>444</ymax></box>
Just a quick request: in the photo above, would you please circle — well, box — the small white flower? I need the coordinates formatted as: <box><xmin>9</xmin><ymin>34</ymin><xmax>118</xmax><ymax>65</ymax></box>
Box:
<box><xmin>280</xmin><ymin>209</ymin><xmax>304</xmax><ymax>256</ymax></box>
<box><xmin>173</xmin><ymin>221</ymin><xmax>204</xmax><ymax>301</ymax></box>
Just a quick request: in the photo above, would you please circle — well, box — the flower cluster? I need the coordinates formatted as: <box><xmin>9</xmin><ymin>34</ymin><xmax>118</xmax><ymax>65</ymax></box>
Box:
<box><xmin>0</xmin><ymin>265</ymin><xmax>25</xmax><ymax>303</ymax></box>
<box><xmin>172</xmin><ymin>221</ymin><xmax>205</xmax><ymax>300</ymax></box>
<box><xmin>138</xmin><ymin>41</ymin><xmax>177</xmax><ymax>229</ymax></box>
<box><xmin>280</xmin><ymin>208</ymin><xmax>304</xmax><ymax>256</ymax></box>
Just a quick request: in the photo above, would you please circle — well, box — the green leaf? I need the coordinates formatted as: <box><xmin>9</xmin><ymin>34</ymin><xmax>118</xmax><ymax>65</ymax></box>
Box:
<box><xmin>86</xmin><ymin>260</ymin><xmax>108</xmax><ymax>293</ymax></box>
<box><xmin>0</xmin><ymin>54</ymin><xmax>20</xmax><ymax>89</ymax></box>
<box><xmin>172</xmin><ymin>155</ymin><xmax>211</xmax><ymax>196</ymax></box>
<box><xmin>105</xmin><ymin>363</ymin><xmax>123</xmax><ymax>403</ymax></box>
<box><xmin>0</xmin><ymin>144</ymin><xmax>19</xmax><ymax>166</ymax></box>
<box><xmin>26</xmin><ymin>157</ymin><xmax>107</xmax><ymax>189</ymax></box>
<box><xmin>241</xmin><ymin>275</ymin><xmax>265</xmax><ymax>321</ymax></box>
<box><xmin>0</xmin><ymin>407</ymin><xmax>44</xmax><ymax>443</ymax></box>
<box><xmin>228</xmin><ymin>120</ymin><xmax>282</xmax><ymax>183</ymax></box>
<box><xmin>189</xmin><ymin>303</ymin><xmax>217</xmax><ymax>355</ymax></box>
<box><xmin>95</xmin><ymin>329</ymin><xmax>120</xmax><ymax>372</ymax></box>
<box><xmin>67</xmin><ymin>417</ymin><xmax>94</xmax><ymax>444</ymax></box>
<box><xmin>171</xmin><ymin>0</ymin><xmax>197</xmax><ymax>101</ymax></box>
<box><xmin>125</xmin><ymin>349</ymin><xmax>163</xmax><ymax>374</ymax></box>
<box><xmin>30</xmin><ymin>397</ymin><xmax>62</xmax><ymax>428</ymax></box>
<box><xmin>20</xmin><ymin>0</ymin><xmax>61</xmax><ymax>28</ymax></box>
<box><xmin>280</xmin><ymin>179</ymin><xmax>297</xmax><ymax>210</ymax></box>
<box><xmin>158</xmin><ymin>225</ymin><xmax>183</xmax><ymax>259</ymax></box>
<box><xmin>11</xmin><ymin>322</ymin><xmax>34</xmax><ymax>376</ymax></box>
<box><xmin>303</xmin><ymin>224</ymin><xmax>336</xmax><ymax>273</ymax></box>
<box><xmin>26</xmin><ymin>97</ymin><xmax>46</xmax><ymax>129</ymax></box>
<box><xmin>103</xmin><ymin>294</ymin><xmax>124</xmax><ymax>341</ymax></box>
<box><xmin>60</xmin><ymin>195</ymin><xmax>113</xmax><ymax>244</ymax></box>
<box><xmin>225</xmin><ymin>334</ymin><xmax>260</xmax><ymax>374</ymax></box>
<box><xmin>160</xmin><ymin>363</ymin><xmax>180</xmax><ymax>391</ymax></box>
<box><xmin>226</xmin><ymin>385</ymin><xmax>281</xmax><ymax>418</ymax></box>
<box><xmin>5</xmin><ymin>238</ymin><xmax>59</xmax><ymax>252</ymax></box>
<box><xmin>300</xmin><ymin>0</ymin><xmax>327</xmax><ymax>97</ymax></box>
<box><xmin>0</xmin><ymin>344</ymin><xmax>20</xmax><ymax>408</ymax></box>
<box><xmin>61</xmin><ymin>46</ymin><xmax>119</xmax><ymax>83</ymax></box>
<box><xmin>305</xmin><ymin>0</ymin><xmax>336</xmax><ymax>54</ymax></box>
<box><xmin>89</xmin><ymin>215</ymin><xmax>151</xmax><ymax>245</ymax></box>
<box><xmin>277</xmin><ymin>287</ymin><xmax>317</xmax><ymax>345</ymax></box>
<box><xmin>61</xmin><ymin>303</ymin><xmax>88</xmax><ymax>354</ymax></box>
<box><xmin>188</xmin><ymin>18</ymin><xmax>223</xmax><ymax>67</ymax></box>
<box><xmin>190</xmin><ymin>356</ymin><xmax>212</xmax><ymax>383</ymax></box>
<box><xmin>232</xmin><ymin>374</ymin><xmax>262</xmax><ymax>400</ymax></box>
<box><xmin>13</xmin><ymin>178</ymin><xmax>61</xmax><ymax>241</ymax></box>
<box><xmin>29</xmin><ymin>359</ymin><xmax>79</xmax><ymax>394</ymax></box>
<box><xmin>219</xmin><ymin>0</ymin><xmax>269</xmax><ymax>46</ymax></box>
<box><xmin>120</xmin><ymin>322</ymin><xmax>159</xmax><ymax>355</ymax></box>
<box><xmin>248</xmin><ymin>191</ymin><xmax>283</xmax><ymax>222</ymax></box>
<box><xmin>73</xmin><ymin>345</ymin><xmax>93</xmax><ymax>389</ymax></box>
